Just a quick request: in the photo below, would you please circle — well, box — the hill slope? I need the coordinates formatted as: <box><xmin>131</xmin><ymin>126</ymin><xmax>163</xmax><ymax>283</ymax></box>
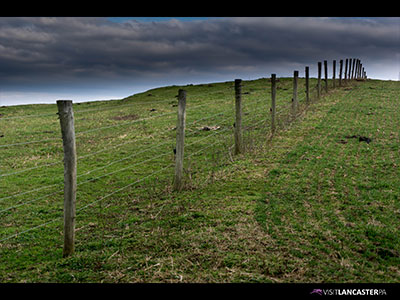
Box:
<box><xmin>0</xmin><ymin>78</ymin><xmax>399</xmax><ymax>282</ymax></box>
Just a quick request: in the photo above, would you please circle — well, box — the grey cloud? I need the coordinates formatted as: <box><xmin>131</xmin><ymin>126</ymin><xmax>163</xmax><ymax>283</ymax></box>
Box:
<box><xmin>0</xmin><ymin>16</ymin><xmax>398</xmax><ymax>91</ymax></box>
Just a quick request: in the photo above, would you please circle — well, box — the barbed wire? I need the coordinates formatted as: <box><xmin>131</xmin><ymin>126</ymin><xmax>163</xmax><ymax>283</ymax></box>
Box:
<box><xmin>0</xmin><ymin>78</ymin><xmax>362</xmax><ymax>244</ymax></box>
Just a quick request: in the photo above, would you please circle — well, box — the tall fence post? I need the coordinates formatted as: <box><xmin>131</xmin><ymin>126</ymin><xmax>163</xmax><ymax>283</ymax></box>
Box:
<box><xmin>317</xmin><ymin>62</ymin><xmax>321</xmax><ymax>99</ymax></box>
<box><xmin>57</xmin><ymin>100</ymin><xmax>77</xmax><ymax>258</ymax></box>
<box><xmin>332</xmin><ymin>60</ymin><xmax>336</xmax><ymax>88</ymax></box>
<box><xmin>344</xmin><ymin>58</ymin><xmax>348</xmax><ymax>83</ymax></box>
<box><xmin>173</xmin><ymin>89</ymin><xmax>186</xmax><ymax>191</ymax></box>
<box><xmin>339</xmin><ymin>59</ymin><xmax>343</xmax><ymax>87</ymax></box>
<box><xmin>292</xmin><ymin>70</ymin><xmax>298</xmax><ymax>119</ymax></box>
<box><xmin>270</xmin><ymin>74</ymin><xmax>277</xmax><ymax>135</ymax></box>
<box><xmin>324</xmin><ymin>60</ymin><xmax>328</xmax><ymax>93</ymax></box>
<box><xmin>351</xmin><ymin>58</ymin><xmax>356</xmax><ymax>80</ymax></box>
<box><xmin>305</xmin><ymin>66</ymin><xmax>310</xmax><ymax>104</ymax></box>
<box><xmin>234</xmin><ymin>79</ymin><xmax>243</xmax><ymax>155</ymax></box>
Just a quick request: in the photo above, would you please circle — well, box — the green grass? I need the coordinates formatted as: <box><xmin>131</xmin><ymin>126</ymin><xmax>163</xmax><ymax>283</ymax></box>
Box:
<box><xmin>0</xmin><ymin>77</ymin><xmax>399</xmax><ymax>282</ymax></box>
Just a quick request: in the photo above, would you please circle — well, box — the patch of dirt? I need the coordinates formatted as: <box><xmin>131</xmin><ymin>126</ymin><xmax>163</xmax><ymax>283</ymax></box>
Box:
<box><xmin>111</xmin><ymin>114</ymin><xmax>139</xmax><ymax>121</ymax></box>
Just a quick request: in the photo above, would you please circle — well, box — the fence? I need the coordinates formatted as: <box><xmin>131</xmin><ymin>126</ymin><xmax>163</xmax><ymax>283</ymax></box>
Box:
<box><xmin>0</xmin><ymin>58</ymin><xmax>367</xmax><ymax>257</ymax></box>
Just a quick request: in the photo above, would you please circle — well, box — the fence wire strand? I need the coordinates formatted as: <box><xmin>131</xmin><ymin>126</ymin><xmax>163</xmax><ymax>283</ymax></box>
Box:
<box><xmin>0</xmin><ymin>74</ymin><xmax>362</xmax><ymax>246</ymax></box>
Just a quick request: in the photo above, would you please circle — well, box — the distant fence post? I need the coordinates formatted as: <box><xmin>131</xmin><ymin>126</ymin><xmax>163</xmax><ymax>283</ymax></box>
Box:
<box><xmin>356</xmin><ymin>60</ymin><xmax>360</xmax><ymax>79</ymax></box>
<box><xmin>353</xmin><ymin>58</ymin><xmax>358</xmax><ymax>79</ymax></box>
<box><xmin>173</xmin><ymin>89</ymin><xmax>186</xmax><ymax>191</ymax></box>
<box><xmin>339</xmin><ymin>60</ymin><xmax>343</xmax><ymax>87</ymax></box>
<box><xmin>291</xmin><ymin>70</ymin><xmax>298</xmax><ymax>119</ymax></box>
<box><xmin>57</xmin><ymin>100</ymin><xmax>77</xmax><ymax>258</ymax></box>
<box><xmin>332</xmin><ymin>60</ymin><xmax>336</xmax><ymax>88</ymax></box>
<box><xmin>234</xmin><ymin>79</ymin><xmax>243</xmax><ymax>155</ymax></box>
<box><xmin>317</xmin><ymin>62</ymin><xmax>321</xmax><ymax>99</ymax></box>
<box><xmin>348</xmin><ymin>58</ymin><xmax>352</xmax><ymax>80</ymax></box>
<box><xmin>344</xmin><ymin>58</ymin><xmax>348</xmax><ymax>83</ymax></box>
<box><xmin>324</xmin><ymin>60</ymin><xmax>328</xmax><ymax>93</ymax></box>
<box><xmin>305</xmin><ymin>66</ymin><xmax>310</xmax><ymax>104</ymax></box>
<box><xmin>270</xmin><ymin>74</ymin><xmax>277</xmax><ymax>135</ymax></box>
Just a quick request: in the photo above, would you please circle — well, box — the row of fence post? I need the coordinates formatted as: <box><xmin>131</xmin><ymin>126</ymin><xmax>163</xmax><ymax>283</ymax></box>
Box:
<box><xmin>172</xmin><ymin>57</ymin><xmax>367</xmax><ymax>189</ymax></box>
<box><xmin>56</xmin><ymin>57</ymin><xmax>366</xmax><ymax>257</ymax></box>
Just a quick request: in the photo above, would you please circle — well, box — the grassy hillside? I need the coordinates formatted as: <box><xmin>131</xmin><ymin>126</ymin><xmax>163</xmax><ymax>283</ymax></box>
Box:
<box><xmin>0</xmin><ymin>77</ymin><xmax>399</xmax><ymax>282</ymax></box>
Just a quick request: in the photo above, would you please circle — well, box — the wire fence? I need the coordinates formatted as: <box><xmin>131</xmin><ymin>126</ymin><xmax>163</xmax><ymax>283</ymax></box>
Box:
<box><xmin>0</xmin><ymin>58</ymin><xmax>367</xmax><ymax>255</ymax></box>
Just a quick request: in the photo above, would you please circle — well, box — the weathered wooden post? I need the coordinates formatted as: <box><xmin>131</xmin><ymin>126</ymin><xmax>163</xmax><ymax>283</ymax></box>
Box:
<box><xmin>351</xmin><ymin>58</ymin><xmax>356</xmax><ymax>80</ymax></box>
<box><xmin>348</xmin><ymin>58</ymin><xmax>352</xmax><ymax>80</ymax></box>
<box><xmin>173</xmin><ymin>89</ymin><xmax>186</xmax><ymax>191</ymax></box>
<box><xmin>270</xmin><ymin>74</ymin><xmax>277</xmax><ymax>135</ymax></box>
<box><xmin>317</xmin><ymin>62</ymin><xmax>321</xmax><ymax>99</ymax></box>
<box><xmin>292</xmin><ymin>70</ymin><xmax>298</xmax><ymax>119</ymax></box>
<box><xmin>57</xmin><ymin>100</ymin><xmax>77</xmax><ymax>258</ymax></box>
<box><xmin>234</xmin><ymin>79</ymin><xmax>243</xmax><ymax>155</ymax></box>
<box><xmin>332</xmin><ymin>60</ymin><xmax>336</xmax><ymax>88</ymax></box>
<box><xmin>344</xmin><ymin>58</ymin><xmax>348</xmax><ymax>83</ymax></box>
<box><xmin>324</xmin><ymin>60</ymin><xmax>328</xmax><ymax>93</ymax></box>
<box><xmin>305</xmin><ymin>66</ymin><xmax>310</xmax><ymax>104</ymax></box>
<box><xmin>354</xmin><ymin>59</ymin><xmax>358</xmax><ymax>79</ymax></box>
<box><xmin>339</xmin><ymin>59</ymin><xmax>343</xmax><ymax>87</ymax></box>
<box><xmin>356</xmin><ymin>59</ymin><xmax>359</xmax><ymax>79</ymax></box>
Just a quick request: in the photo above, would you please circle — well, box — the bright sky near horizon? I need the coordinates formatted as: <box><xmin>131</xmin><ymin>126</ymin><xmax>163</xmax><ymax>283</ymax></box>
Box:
<box><xmin>0</xmin><ymin>17</ymin><xmax>399</xmax><ymax>106</ymax></box>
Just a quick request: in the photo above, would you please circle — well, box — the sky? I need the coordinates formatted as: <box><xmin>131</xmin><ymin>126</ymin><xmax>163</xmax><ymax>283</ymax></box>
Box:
<box><xmin>0</xmin><ymin>17</ymin><xmax>399</xmax><ymax>106</ymax></box>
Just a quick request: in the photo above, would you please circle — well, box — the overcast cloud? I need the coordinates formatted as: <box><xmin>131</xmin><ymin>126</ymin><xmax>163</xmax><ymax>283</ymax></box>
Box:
<box><xmin>0</xmin><ymin>17</ymin><xmax>399</xmax><ymax>106</ymax></box>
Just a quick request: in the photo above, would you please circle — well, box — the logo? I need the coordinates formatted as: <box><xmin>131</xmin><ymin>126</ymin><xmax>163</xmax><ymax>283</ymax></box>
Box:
<box><xmin>309</xmin><ymin>288</ymin><xmax>387</xmax><ymax>296</ymax></box>
<box><xmin>310</xmin><ymin>289</ymin><xmax>323</xmax><ymax>295</ymax></box>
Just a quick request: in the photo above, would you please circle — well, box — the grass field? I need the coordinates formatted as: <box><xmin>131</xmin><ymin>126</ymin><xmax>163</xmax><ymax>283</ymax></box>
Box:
<box><xmin>0</xmin><ymin>77</ymin><xmax>399</xmax><ymax>282</ymax></box>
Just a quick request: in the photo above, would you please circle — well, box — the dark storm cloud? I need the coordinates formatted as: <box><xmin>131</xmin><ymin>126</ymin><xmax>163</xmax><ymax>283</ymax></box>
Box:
<box><xmin>0</xmin><ymin>16</ymin><xmax>398</xmax><ymax>89</ymax></box>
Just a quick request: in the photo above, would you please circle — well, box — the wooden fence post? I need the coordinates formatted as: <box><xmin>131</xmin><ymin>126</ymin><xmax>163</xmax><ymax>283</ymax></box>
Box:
<box><xmin>292</xmin><ymin>70</ymin><xmax>298</xmax><ymax>119</ymax></box>
<box><xmin>332</xmin><ymin>60</ymin><xmax>336</xmax><ymax>88</ymax></box>
<box><xmin>305</xmin><ymin>66</ymin><xmax>310</xmax><ymax>104</ymax></box>
<box><xmin>351</xmin><ymin>58</ymin><xmax>356</xmax><ymax>80</ymax></box>
<box><xmin>356</xmin><ymin>60</ymin><xmax>359</xmax><ymax>79</ymax></box>
<box><xmin>173</xmin><ymin>89</ymin><xmax>186</xmax><ymax>191</ymax></box>
<box><xmin>348</xmin><ymin>58</ymin><xmax>352</xmax><ymax>80</ymax></box>
<box><xmin>271</xmin><ymin>74</ymin><xmax>277</xmax><ymax>135</ymax></box>
<box><xmin>339</xmin><ymin>60</ymin><xmax>343</xmax><ymax>87</ymax></box>
<box><xmin>234</xmin><ymin>79</ymin><xmax>243</xmax><ymax>155</ymax></box>
<box><xmin>324</xmin><ymin>60</ymin><xmax>328</xmax><ymax>93</ymax></box>
<box><xmin>317</xmin><ymin>62</ymin><xmax>321</xmax><ymax>99</ymax></box>
<box><xmin>344</xmin><ymin>58</ymin><xmax>348</xmax><ymax>83</ymax></box>
<box><xmin>57</xmin><ymin>100</ymin><xmax>77</xmax><ymax>258</ymax></box>
<box><xmin>353</xmin><ymin>58</ymin><xmax>358</xmax><ymax>79</ymax></box>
